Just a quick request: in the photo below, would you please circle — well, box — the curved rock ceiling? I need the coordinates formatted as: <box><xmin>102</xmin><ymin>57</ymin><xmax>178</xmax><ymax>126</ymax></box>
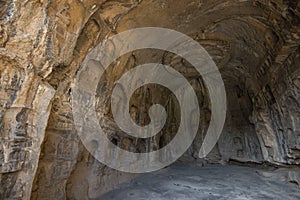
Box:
<box><xmin>0</xmin><ymin>0</ymin><xmax>299</xmax><ymax>199</ymax></box>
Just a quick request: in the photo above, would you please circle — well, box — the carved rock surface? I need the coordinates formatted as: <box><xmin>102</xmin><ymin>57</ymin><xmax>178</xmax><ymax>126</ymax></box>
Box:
<box><xmin>0</xmin><ymin>0</ymin><xmax>299</xmax><ymax>199</ymax></box>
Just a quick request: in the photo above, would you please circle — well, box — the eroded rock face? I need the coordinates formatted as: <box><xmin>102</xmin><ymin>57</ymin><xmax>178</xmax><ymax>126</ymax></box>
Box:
<box><xmin>0</xmin><ymin>0</ymin><xmax>299</xmax><ymax>199</ymax></box>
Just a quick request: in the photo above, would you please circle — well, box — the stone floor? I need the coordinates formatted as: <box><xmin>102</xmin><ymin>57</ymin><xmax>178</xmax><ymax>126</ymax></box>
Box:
<box><xmin>98</xmin><ymin>163</ymin><xmax>300</xmax><ymax>200</ymax></box>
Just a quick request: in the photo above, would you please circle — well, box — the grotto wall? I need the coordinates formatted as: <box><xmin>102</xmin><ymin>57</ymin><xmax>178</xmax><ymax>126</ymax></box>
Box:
<box><xmin>0</xmin><ymin>0</ymin><xmax>142</xmax><ymax>199</ymax></box>
<box><xmin>0</xmin><ymin>0</ymin><xmax>299</xmax><ymax>199</ymax></box>
<box><xmin>252</xmin><ymin>47</ymin><xmax>300</xmax><ymax>165</ymax></box>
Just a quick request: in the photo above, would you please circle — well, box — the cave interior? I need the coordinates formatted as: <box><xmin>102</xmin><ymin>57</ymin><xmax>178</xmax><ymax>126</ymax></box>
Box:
<box><xmin>0</xmin><ymin>0</ymin><xmax>299</xmax><ymax>199</ymax></box>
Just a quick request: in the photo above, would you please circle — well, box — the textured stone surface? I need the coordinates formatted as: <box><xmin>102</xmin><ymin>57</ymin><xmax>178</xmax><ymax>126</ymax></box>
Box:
<box><xmin>99</xmin><ymin>163</ymin><xmax>300</xmax><ymax>200</ymax></box>
<box><xmin>0</xmin><ymin>0</ymin><xmax>299</xmax><ymax>199</ymax></box>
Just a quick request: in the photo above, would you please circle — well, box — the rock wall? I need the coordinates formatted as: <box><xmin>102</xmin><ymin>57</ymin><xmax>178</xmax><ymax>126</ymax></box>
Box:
<box><xmin>0</xmin><ymin>0</ymin><xmax>299</xmax><ymax>199</ymax></box>
<box><xmin>0</xmin><ymin>0</ymin><xmax>141</xmax><ymax>199</ymax></box>
<box><xmin>0</xmin><ymin>55</ymin><xmax>54</xmax><ymax>199</ymax></box>
<box><xmin>252</xmin><ymin>48</ymin><xmax>300</xmax><ymax>165</ymax></box>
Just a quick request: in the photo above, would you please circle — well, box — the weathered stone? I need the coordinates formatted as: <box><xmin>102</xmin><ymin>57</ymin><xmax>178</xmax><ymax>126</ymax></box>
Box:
<box><xmin>0</xmin><ymin>0</ymin><xmax>299</xmax><ymax>199</ymax></box>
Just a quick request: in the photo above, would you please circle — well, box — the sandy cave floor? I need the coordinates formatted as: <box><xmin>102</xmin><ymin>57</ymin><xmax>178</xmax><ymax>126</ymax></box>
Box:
<box><xmin>97</xmin><ymin>162</ymin><xmax>300</xmax><ymax>200</ymax></box>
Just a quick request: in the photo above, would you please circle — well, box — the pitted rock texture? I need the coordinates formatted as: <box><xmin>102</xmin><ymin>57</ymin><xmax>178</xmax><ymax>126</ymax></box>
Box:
<box><xmin>0</xmin><ymin>0</ymin><xmax>299</xmax><ymax>199</ymax></box>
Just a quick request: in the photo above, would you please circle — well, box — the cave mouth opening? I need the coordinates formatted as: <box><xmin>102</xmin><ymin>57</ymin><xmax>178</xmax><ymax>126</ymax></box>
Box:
<box><xmin>65</xmin><ymin>0</ymin><xmax>300</xmax><ymax>198</ymax></box>
<box><xmin>89</xmin><ymin>40</ymin><xmax>300</xmax><ymax>199</ymax></box>
<box><xmin>80</xmin><ymin>33</ymin><xmax>300</xmax><ymax>199</ymax></box>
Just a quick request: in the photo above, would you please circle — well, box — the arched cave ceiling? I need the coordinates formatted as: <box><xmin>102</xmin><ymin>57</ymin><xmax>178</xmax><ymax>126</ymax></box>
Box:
<box><xmin>115</xmin><ymin>0</ymin><xmax>300</xmax><ymax>92</ymax></box>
